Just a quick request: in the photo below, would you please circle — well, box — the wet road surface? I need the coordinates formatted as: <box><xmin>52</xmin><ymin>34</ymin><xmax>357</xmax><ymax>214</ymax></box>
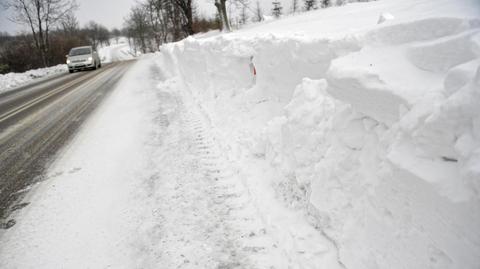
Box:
<box><xmin>0</xmin><ymin>60</ymin><xmax>135</xmax><ymax>227</ymax></box>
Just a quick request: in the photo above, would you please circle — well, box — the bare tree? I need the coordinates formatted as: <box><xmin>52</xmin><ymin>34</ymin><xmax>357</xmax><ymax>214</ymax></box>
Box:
<box><xmin>292</xmin><ymin>0</ymin><xmax>299</xmax><ymax>13</ymax></box>
<box><xmin>215</xmin><ymin>0</ymin><xmax>230</xmax><ymax>31</ymax></box>
<box><xmin>111</xmin><ymin>28</ymin><xmax>122</xmax><ymax>44</ymax></box>
<box><xmin>304</xmin><ymin>0</ymin><xmax>317</xmax><ymax>10</ymax></box>
<box><xmin>125</xmin><ymin>6</ymin><xmax>151</xmax><ymax>53</ymax></box>
<box><xmin>272</xmin><ymin>1</ymin><xmax>282</xmax><ymax>18</ymax></box>
<box><xmin>98</xmin><ymin>26</ymin><xmax>110</xmax><ymax>46</ymax></box>
<box><xmin>144</xmin><ymin>0</ymin><xmax>170</xmax><ymax>46</ymax></box>
<box><xmin>4</xmin><ymin>0</ymin><xmax>78</xmax><ymax>67</ymax></box>
<box><xmin>84</xmin><ymin>21</ymin><xmax>107</xmax><ymax>49</ymax></box>
<box><xmin>173</xmin><ymin>0</ymin><xmax>194</xmax><ymax>35</ymax></box>
<box><xmin>238</xmin><ymin>0</ymin><xmax>250</xmax><ymax>25</ymax></box>
<box><xmin>143</xmin><ymin>0</ymin><xmax>161</xmax><ymax>50</ymax></box>
<box><xmin>155</xmin><ymin>0</ymin><xmax>170</xmax><ymax>42</ymax></box>
<box><xmin>60</xmin><ymin>12</ymin><xmax>79</xmax><ymax>35</ymax></box>
<box><xmin>254</xmin><ymin>1</ymin><xmax>263</xmax><ymax>22</ymax></box>
<box><xmin>165</xmin><ymin>0</ymin><xmax>186</xmax><ymax>40</ymax></box>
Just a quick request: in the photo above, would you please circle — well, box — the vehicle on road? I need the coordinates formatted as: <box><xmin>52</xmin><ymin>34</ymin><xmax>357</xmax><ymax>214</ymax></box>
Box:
<box><xmin>66</xmin><ymin>46</ymin><xmax>101</xmax><ymax>73</ymax></box>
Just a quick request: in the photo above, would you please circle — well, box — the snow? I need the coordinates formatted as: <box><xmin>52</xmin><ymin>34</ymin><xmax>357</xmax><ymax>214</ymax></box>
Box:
<box><xmin>0</xmin><ymin>37</ymin><xmax>135</xmax><ymax>95</ymax></box>
<box><xmin>157</xmin><ymin>0</ymin><xmax>480</xmax><ymax>267</ymax></box>
<box><xmin>0</xmin><ymin>64</ymin><xmax>68</xmax><ymax>94</ymax></box>
<box><xmin>0</xmin><ymin>58</ymin><xmax>154</xmax><ymax>268</ymax></box>
<box><xmin>377</xmin><ymin>12</ymin><xmax>394</xmax><ymax>24</ymax></box>
<box><xmin>98</xmin><ymin>37</ymin><xmax>137</xmax><ymax>63</ymax></box>
<box><xmin>0</xmin><ymin>55</ymin><xmax>343</xmax><ymax>268</ymax></box>
<box><xmin>1</xmin><ymin>0</ymin><xmax>480</xmax><ymax>268</ymax></box>
<box><xmin>227</xmin><ymin>0</ymin><xmax>479</xmax><ymax>39</ymax></box>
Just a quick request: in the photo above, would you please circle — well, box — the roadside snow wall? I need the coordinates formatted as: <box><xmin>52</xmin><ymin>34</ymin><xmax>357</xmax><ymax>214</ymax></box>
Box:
<box><xmin>161</xmin><ymin>16</ymin><xmax>480</xmax><ymax>269</ymax></box>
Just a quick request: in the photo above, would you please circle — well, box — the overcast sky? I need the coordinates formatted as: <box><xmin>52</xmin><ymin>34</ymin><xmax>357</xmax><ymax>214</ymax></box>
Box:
<box><xmin>0</xmin><ymin>0</ymin><xmax>289</xmax><ymax>34</ymax></box>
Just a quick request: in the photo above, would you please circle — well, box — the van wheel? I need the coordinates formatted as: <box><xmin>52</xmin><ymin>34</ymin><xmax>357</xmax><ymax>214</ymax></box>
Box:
<box><xmin>69</xmin><ymin>70</ymin><xmax>74</xmax><ymax>73</ymax></box>
<box><xmin>93</xmin><ymin>61</ymin><xmax>97</xmax><ymax>70</ymax></box>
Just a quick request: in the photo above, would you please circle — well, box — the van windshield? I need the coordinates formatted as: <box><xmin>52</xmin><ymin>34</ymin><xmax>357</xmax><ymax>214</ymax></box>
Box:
<box><xmin>69</xmin><ymin>48</ymin><xmax>91</xmax><ymax>56</ymax></box>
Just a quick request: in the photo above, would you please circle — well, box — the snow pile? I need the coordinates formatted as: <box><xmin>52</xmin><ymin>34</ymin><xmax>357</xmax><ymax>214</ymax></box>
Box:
<box><xmin>160</xmin><ymin>0</ymin><xmax>480</xmax><ymax>268</ymax></box>
<box><xmin>326</xmin><ymin>17</ymin><xmax>480</xmax><ymax>200</ymax></box>
<box><xmin>0</xmin><ymin>64</ymin><xmax>67</xmax><ymax>94</ymax></box>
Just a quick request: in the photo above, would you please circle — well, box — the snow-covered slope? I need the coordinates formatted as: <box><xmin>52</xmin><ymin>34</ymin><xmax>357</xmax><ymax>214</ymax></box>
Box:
<box><xmin>98</xmin><ymin>38</ymin><xmax>137</xmax><ymax>63</ymax></box>
<box><xmin>0</xmin><ymin>64</ymin><xmax>67</xmax><ymax>94</ymax></box>
<box><xmin>160</xmin><ymin>0</ymin><xmax>480</xmax><ymax>268</ymax></box>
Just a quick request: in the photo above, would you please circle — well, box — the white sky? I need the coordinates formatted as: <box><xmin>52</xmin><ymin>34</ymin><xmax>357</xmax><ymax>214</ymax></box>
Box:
<box><xmin>0</xmin><ymin>0</ymin><xmax>291</xmax><ymax>34</ymax></box>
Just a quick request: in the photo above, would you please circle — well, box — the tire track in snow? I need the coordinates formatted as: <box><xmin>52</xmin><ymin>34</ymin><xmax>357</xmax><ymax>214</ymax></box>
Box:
<box><xmin>134</xmin><ymin>60</ymin><xmax>344</xmax><ymax>268</ymax></box>
<box><xmin>134</xmin><ymin>62</ymin><xmax>288</xmax><ymax>268</ymax></box>
<box><xmin>181</xmin><ymin>106</ymin><xmax>284</xmax><ymax>268</ymax></box>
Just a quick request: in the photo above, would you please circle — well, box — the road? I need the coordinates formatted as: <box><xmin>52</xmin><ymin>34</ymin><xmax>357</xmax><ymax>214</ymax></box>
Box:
<box><xmin>0</xmin><ymin>60</ymin><xmax>135</xmax><ymax>226</ymax></box>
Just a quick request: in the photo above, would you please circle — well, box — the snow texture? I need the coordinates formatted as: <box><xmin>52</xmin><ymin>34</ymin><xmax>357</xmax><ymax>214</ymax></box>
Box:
<box><xmin>0</xmin><ymin>64</ymin><xmax>68</xmax><ymax>94</ymax></box>
<box><xmin>1</xmin><ymin>0</ymin><xmax>479</xmax><ymax>268</ymax></box>
<box><xmin>98</xmin><ymin>38</ymin><xmax>137</xmax><ymax>63</ymax></box>
<box><xmin>158</xmin><ymin>0</ymin><xmax>480</xmax><ymax>268</ymax></box>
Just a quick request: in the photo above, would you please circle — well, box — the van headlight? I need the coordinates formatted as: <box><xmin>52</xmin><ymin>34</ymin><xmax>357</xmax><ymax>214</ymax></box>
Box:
<box><xmin>87</xmin><ymin>57</ymin><xmax>93</xmax><ymax>62</ymax></box>
<box><xmin>66</xmin><ymin>59</ymin><xmax>71</xmax><ymax>64</ymax></box>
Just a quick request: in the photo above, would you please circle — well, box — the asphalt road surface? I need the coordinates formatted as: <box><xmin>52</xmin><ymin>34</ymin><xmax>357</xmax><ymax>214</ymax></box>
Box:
<box><xmin>0</xmin><ymin>61</ymin><xmax>135</xmax><ymax>227</ymax></box>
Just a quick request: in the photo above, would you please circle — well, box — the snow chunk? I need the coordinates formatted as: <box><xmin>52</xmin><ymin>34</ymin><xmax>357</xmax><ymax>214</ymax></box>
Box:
<box><xmin>377</xmin><ymin>12</ymin><xmax>395</xmax><ymax>24</ymax></box>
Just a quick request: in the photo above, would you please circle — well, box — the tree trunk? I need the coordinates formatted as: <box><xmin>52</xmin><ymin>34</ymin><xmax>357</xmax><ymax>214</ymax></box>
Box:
<box><xmin>215</xmin><ymin>0</ymin><xmax>230</xmax><ymax>32</ymax></box>
<box><xmin>184</xmin><ymin>2</ymin><xmax>194</xmax><ymax>35</ymax></box>
<box><xmin>35</xmin><ymin>0</ymin><xmax>48</xmax><ymax>67</ymax></box>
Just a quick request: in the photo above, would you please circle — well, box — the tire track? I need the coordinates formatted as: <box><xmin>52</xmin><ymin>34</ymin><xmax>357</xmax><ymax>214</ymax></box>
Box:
<box><xmin>135</xmin><ymin>66</ymin><xmax>287</xmax><ymax>268</ymax></box>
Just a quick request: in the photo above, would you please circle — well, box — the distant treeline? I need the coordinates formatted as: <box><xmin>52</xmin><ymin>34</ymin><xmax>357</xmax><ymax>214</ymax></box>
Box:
<box><xmin>0</xmin><ymin>20</ymin><xmax>111</xmax><ymax>74</ymax></box>
<box><xmin>123</xmin><ymin>0</ymin><xmax>221</xmax><ymax>54</ymax></box>
<box><xmin>0</xmin><ymin>0</ymin><xmax>219</xmax><ymax>74</ymax></box>
<box><xmin>1</xmin><ymin>0</ymin><xmax>373</xmax><ymax>74</ymax></box>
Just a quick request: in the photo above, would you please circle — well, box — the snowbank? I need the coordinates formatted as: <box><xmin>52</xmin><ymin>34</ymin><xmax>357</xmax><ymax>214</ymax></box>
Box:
<box><xmin>0</xmin><ymin>64</ymin><xmax>67</xmax><ymax>94</ymax></box>
<box><xmin>160</xmin><ymin>0</ymin><xmax>480</xmax><ymax>268</ymax></box>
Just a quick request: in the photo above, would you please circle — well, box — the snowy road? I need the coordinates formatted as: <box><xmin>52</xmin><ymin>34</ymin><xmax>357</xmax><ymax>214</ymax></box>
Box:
<box><xmin>1</xmin><ymin>0</ymin><xmax>479</xmax><ymax>267</ymax></box>
<box><xmin>0</xmin><ymin>61</ymin><xmax>135</xmax><ymax>225</ymax></box>
<box><xmin>0</xmin><ymin>56</ymin><xmax>343</xmax><ymax>268</ymax></box>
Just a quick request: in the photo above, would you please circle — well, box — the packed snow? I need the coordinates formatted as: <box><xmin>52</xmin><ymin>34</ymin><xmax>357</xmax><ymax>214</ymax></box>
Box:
<box><xmin>0</xmin><ymin>0</ymin><xmax>479</xmax><ymax>268</ymax></box>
